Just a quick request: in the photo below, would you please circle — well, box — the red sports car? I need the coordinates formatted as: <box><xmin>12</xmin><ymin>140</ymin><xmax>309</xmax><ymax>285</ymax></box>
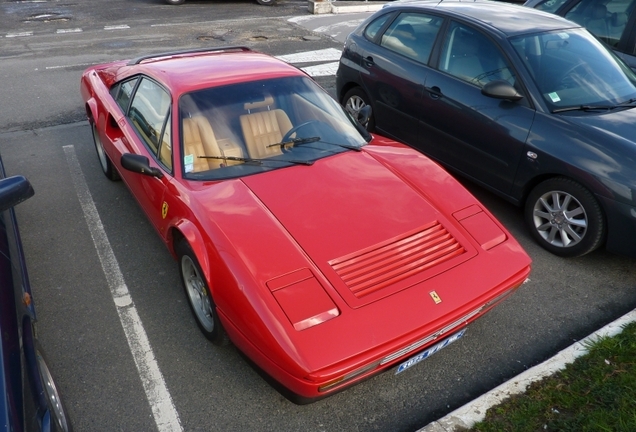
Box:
<box><xmin>80</xmin><ymin>46</ymin><xmax>531</xmax><ymax>403</ymax></box>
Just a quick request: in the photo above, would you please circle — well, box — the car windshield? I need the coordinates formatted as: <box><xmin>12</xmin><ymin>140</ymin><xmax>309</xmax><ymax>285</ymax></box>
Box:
<box><xmin>510</xmin><ymin>28</ymin><xmax>636</xmax><ymax>111</ymax></box>
<box><xmin>178</xmin><ymin>76</ymin><xmax>367</xmax><ymax>180</ymax></box>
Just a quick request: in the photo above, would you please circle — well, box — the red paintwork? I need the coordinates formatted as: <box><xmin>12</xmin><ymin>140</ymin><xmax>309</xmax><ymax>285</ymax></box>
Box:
<box><xmin>80</xmin><ymin>48</ymin><xmax>531</xmax><ymax>401</ymax></box>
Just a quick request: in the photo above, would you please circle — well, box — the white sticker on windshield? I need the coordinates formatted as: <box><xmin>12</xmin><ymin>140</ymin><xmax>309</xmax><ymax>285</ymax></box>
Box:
<box><xmin>184</xmin><ymin>154</ymin><xmax>194</xmax><ymax>173</ymax></box>
<box><xmin>548</xmin><ymin>92</ymin><xmax>561</xmax><ymax>103</ymax></box>
<box><xmin>558</xmin><ymin>32</ymin><xmax>569</xmax><ymax>40</ymax></box>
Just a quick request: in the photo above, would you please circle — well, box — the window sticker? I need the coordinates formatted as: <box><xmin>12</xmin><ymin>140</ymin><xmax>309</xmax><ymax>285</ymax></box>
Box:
<box><xmin>548</xmin><ymin>92</ymin><xmax>561</xmax><ymax>103</ymax></box>
<box><xmin>184</xmin><ymin>154</ymin><xmax>194</xmax><ymax>173</ymax></box>
<box><xmin>558</xmin><ymin>32</ymin><xmax>569</xmax><ymax>40</ymax></box>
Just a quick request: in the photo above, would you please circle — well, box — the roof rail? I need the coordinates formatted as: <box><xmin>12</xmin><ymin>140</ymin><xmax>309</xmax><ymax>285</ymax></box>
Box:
<box><xmin>127</xmin><ymin>46</ymin><xmax>253</xmax><ymax>66</ymax></box>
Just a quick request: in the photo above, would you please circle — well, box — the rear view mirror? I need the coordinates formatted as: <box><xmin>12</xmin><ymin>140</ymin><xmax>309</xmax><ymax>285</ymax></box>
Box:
<box><xmin>357</xmin><ymin>105</ymin><xmax>372</xmax><ymax>127</ymax></box>
<box><xmin>0</xmin><ymin>176</ymin><xmax>34</xmax><ymax>213</ymax></box>
<box><xmin>481</xmin><ymin>80</ymin><xmax>523</xmax><ymax>101</ymax></box>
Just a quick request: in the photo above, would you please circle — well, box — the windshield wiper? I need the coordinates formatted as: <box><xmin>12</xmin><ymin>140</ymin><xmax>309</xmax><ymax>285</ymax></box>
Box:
<box><xmin>199</xmin><ymin>155</ymin><xmax>313</xmax><ymax>166</ymax></box>
<box><xmin>552</xmin><ymin>105</ymin><xmax>615</xmax><ymax>113</ymax></box>
<box><xmin>267</xmin><ymin>136</ymin><xmax>362</xmax><ymax>152</ymax></box>
<box><xmin>266</xmin><ymin>136</ymin><xmax>321</xmax><ymax>148</ymax></box>
<box><xmin>553</xmin><ymin>98</ymin><xmax>636</xmax><ymax>113</ymax></box>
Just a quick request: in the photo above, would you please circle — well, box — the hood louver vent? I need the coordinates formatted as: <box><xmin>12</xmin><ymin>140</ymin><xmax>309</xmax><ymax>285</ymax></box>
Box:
<box><xmin>329</xmin><ymin>223</ymin><xmax>465</xmax><ymax>298</ymax></box>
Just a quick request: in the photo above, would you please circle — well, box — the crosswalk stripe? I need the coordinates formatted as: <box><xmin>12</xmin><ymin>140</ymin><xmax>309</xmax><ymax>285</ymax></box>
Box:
<box><xmin>276</xmin><ymin>48</ymin><xmax>342</xmax><ymax>64</ymax></box>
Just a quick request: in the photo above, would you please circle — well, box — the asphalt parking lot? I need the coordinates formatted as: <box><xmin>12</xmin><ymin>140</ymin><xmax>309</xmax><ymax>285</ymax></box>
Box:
<box><xmin>1</xmin><ymin>1</ymin><xmax>636</xmax><ymax>430</ymax></box>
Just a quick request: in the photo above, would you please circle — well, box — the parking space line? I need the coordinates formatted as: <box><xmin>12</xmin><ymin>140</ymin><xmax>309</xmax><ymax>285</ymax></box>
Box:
<box><xmin>63</xmin><ymin>145</ymin><xmax>183</xmax><ymax>432</ymax></box>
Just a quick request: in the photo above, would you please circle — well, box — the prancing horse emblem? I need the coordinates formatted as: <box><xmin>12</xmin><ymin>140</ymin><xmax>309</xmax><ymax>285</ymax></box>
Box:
<box><xmin>161</xmin><ymin>201</ymin><xmax>169</xmax><ymax>219</ymax></box>
<box><xmin>429</xmin><ymin>291</ymin><xmax>442</xmax><ymax>304</ymax></box>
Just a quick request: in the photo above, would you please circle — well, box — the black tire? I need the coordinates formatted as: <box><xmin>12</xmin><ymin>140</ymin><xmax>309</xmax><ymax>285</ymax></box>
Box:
<box><xmin>256</xmin><ymin>0</ymin><xmax>276</xmax><ymax>5</ymax></box>
<box><xmin>524</xmin><ymin>177</ymin><xmax>605</xmax><ymax>257</ymax></box>
<box><xmin>165</xmin><ymin>0</ymin><xmax>185</xmax><ymax>4</ymax></box>
<box><xmin>35</xmin><ymin>342</ymin><xmax>73</xmax><ymax>432</ymax></box>
<box><xmin>91</xmin><ymin>122</ymin><xmax>120</xmax><ymax>181</ymax></box>
<box><xmin>342</xmin><ymin>87</ymin><xmax>375</xmax><ymax>131</ymax></box>
<box><xmin>176</xmin><ymin>240</ymin><xmax>229</xmax><ymax>345</ymax></box>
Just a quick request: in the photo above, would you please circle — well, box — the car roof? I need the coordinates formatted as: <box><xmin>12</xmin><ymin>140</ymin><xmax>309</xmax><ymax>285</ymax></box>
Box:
<box><xmin>121</xmin><ymin>47</ymin><xmax>305</xmax><ymax>95</ymax></box>
<box><xmin>385</xmin><ymin>0</ymin><xmax>581</xmax><ymax>37</ymax></box>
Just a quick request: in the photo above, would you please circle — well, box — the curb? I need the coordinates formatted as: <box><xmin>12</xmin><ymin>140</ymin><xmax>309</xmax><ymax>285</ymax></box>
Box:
<box><xmin>418</xmin><ymin>307</ymin><xmax>636</xmax><ymax>431</ymax></box>
<box><xmin>307</xmin><ymin>0</ymin><xmax>388</xmax><ymax>14</ymax></box>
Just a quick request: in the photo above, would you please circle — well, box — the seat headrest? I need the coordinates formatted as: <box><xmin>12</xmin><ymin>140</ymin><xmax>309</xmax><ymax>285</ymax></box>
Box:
<box><xmin>591</xmin><ymin>4</ymin><xmax>607</xmax><ymax>19</ymax></box>
<box><xmin>244</xmin><ymin>95</ymin><xmax>274</xmax><ymax>111</ymax></box>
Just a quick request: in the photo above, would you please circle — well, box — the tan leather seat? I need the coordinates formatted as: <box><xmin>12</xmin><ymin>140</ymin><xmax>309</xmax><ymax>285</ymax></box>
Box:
<box><xmin>239</xmin><ymin>96</ymin><xmax>292</xmax><ymax>159</ymax></box>
<box><xmin>182</xmin><ymin>118</ymin><xmax>213</xmax><ymax>173</ymax></box>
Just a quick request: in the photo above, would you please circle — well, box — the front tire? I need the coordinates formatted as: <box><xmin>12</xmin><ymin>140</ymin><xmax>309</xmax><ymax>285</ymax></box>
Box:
<box><xmin>176</xmin><ymin>240</ymin><xmax>229</xmax><ymax>345</ymax></box>
<box><xmin>91</xmin><ymin>122</ymin><xmax>120</xmax><ymax>181</ymax></box>
<box><xmin>35</xmin><ymin>342</ymin><xmax>73</xmax><ymax>432</ymax></box>
<box><xmin>342</xmin><ymin>87</ymin><xmax>375</xmax><ymax>131</ymax></box>
<box><xmin>524</xmin><ymin>177</ymin><xmax>605</xmax><ymax>257</ymax></box>
<box><xmin>165</xmin><ymin>0</ymin><xmax>185</xmax><ymax>4</ymax></box>
<box><xmin>256</xmin><ymin>0</ymin><xmax>276</xmax><ymax>5</ymax></box>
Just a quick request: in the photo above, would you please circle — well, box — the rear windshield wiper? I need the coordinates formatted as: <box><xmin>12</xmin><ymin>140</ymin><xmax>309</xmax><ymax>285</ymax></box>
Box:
<box><xmin>199</xmin><ymin>155</ymin><xmax>313</xmax><ymax>166</ymax></box>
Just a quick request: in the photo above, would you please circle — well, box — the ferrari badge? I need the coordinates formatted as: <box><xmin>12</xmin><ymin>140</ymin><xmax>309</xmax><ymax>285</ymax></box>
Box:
<box><xmin>429</xmin><ymin>291</ymin><xmax>442</xmax><ymax>304</ymax></box>
<box><xmin>162</xmin><ymin>201</ymin><xmax>169</xmax><ymax>219</ymax></box>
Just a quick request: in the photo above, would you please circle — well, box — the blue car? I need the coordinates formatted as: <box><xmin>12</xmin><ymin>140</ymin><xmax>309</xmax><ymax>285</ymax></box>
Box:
<box><xmin>0</xmin><ymin>154</ymin><xmax>72</xmax><ymax>431</ymax></box>
<box><xmin>336</xmin><ymin>0</ymin><xmax>636</xmax><ymax>258</ymax></box>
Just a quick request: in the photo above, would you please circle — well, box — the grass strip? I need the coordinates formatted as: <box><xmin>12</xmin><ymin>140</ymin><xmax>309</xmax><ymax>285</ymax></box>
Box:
<box><xmin>468</xmin><ymin>321</ymin><xmax>636</xmax><ymax>432</ymax></box>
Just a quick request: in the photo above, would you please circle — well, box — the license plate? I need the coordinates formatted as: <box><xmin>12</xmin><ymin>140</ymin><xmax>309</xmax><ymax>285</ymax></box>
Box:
<box><xmin>395</xmin><ymin>328</ymin><xmax>466</xmax><ymax>374</ymax></box>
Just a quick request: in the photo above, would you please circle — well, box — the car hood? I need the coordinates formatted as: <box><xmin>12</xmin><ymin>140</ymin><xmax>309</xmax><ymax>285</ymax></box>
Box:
<box><xmin>241</xmin><ymin>150</ymin><xmax>476</xmax><ymax>308</ymax></box>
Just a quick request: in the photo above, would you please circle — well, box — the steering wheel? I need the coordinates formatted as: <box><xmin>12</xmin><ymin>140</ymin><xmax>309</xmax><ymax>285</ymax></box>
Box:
<box><xmin>281</xmin><ymin>120</ymin><xmax>323</xmax><ymax>143</ymax></box>
<box><xmin>557</xmin><ymin>62</ymin><xmax>588</xmax><ymax>90</ymax></box>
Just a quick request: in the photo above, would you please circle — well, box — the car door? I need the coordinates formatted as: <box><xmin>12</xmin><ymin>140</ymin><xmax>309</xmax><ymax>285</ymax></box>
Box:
<box><xmin>113</xmin><ymin>77</ymin><xmax>174</xmax><ymax>233</ymax></box>
<box><xmin>417</xmin><ymin>21</ymin><xmax>536</xmax><ymax>195</ymax></box>
<box><xmin>359</xmin><ymin>11</ymin><xmax>443</xmax><ymax>144</ymax></box>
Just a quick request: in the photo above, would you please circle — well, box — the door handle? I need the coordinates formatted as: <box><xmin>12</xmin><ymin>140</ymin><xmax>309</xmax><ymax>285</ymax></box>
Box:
<box><xmin>363</xmin><ymin>56</ymin><xmax>374</xmax><ymax>68</ymax></box>
<box><xmin>425</xmin><ymin>86</ymin><xmax>442</xmax><ymax>99</ymax></box>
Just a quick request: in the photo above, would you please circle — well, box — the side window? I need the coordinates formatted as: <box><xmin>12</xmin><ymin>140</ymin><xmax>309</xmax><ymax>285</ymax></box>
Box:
<box><xmin>439</xmin><ymin>22</ymin><xmax>516</xmax><ymax>88</ymax></box>
<box><xmin>128</xmin><ymin>78</ymin><xmax>171</xmax><ymax>159</ymax></box>
<box><xmin>380</xmin><ymin>12</ymin><xmax>443</xmax><ymax>63</ymax></box>
<box><xmin>111</xmin><ymin>78</ymin><xmax>139</xmax><ymax>113</ymax></box>
<box><xmin>365</xmin><ymin>13</ymin><xmax>392</xmax><ymax>41</ymax></box>
<box><xmin>566</xmin><ymin>0</ymin><xmax>634</xmax><ymax>48</ymax></box>
<box><xmin>534</xmin><ymin>0</ymin><xmax>570</xmax><ymax>13</ymax></box>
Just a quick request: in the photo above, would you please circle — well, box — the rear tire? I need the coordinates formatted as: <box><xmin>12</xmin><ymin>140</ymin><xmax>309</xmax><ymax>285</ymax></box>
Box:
<box><xmin>343</xmin><ymin>87</ymin><xmax>375</xmax><ymax>131</ymax></box>
<box><xmin>256</xmin><ymin>0</ymin><xmax>276</xmax><ymax>5</ymax></box>
<box><xmin>176</xmin><ymin>240</ymin><xmax>229</xmax><ymax>345</ymax></box>
<box><xmin>91</xmin><ymin>122</ymin><xmax>120</xmax><ymax>181</ymax></box>
<box><xmin>524</xmin><ymin>177</ymin><xmax>605</xmax><ymax>257</ymax></box>
<box><xmin>165</xmin><ymin>0</ymin><xmax>185</xmax><ymax>4</ymax></box>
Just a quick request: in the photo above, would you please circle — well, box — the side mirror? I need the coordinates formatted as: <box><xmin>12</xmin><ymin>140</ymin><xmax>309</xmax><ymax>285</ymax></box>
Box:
<box><xmin>357</xmin><ymin>105</ymin><xmax>372</xmax><ymax>127</ymax></box>
<box><xmin>481</xmin><ymin>80</ymin><xmax>524</xmax><ymax>101</ymax></box>
<box><xmin>0</xmin><ymin>176</ymin><xmax>35</xmax><ymax>213</ymax></box>
<box><xmin>121</xmin><ymin>154</ymin><xmax>163</xmax><ymax>178</ymax></box>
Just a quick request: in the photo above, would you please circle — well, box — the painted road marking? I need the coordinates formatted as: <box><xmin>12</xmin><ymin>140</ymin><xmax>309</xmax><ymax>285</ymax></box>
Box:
<box><xmin>276</xmin><ymin>48</ymin><xmax>342</xmax><ymax>64</ymax></box>
<box><xmin>63</xmin><ymin>145</ymin><xmax>183</xmax><ymax>432</ymax></box>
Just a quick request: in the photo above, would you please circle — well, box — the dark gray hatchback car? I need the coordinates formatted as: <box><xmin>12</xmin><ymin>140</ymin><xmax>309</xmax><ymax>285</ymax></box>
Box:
<box><xmin>336</xmin><ymin>0</ymin><xmax>636</xmax><ymax>258</ymax></box>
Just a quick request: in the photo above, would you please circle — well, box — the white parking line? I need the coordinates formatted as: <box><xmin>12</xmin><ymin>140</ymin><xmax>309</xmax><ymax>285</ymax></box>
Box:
<box><xmin>6</xmin><ymin>31</ymin><xmax>33</xmax><ymax>38</ymax></box>
<box><xmin>104</xmin><ymin>25</ymin><xmax>130</xmax><ymax>30</ymax></box>
<box><xmin>63</xmin><ymin>145</ymin><xmax>183</xmax><ymax>432</ymax></box>
<box><xmin>56</xmin><ymin>28</ymin><xmax>83</xmax><ymax>34</ymax></box>
<box><xmin>276</xmin><ymin>48</ymin><xmax>342</xmax><ymax>64</ymax></box>
<box><xmin>301</xmin><ymin>61</ymin><xmax>340</xmax><ymax>77</ymax></box>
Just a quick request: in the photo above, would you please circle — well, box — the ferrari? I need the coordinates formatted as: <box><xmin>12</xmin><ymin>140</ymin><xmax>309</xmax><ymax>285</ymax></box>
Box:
<box><xmin>80</xmin><ymin>46</ymin><xmax>531</xmax><ymax>403</ymax></box>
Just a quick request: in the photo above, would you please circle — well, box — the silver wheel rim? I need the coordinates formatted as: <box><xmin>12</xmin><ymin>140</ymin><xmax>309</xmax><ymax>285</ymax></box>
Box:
<box><xmin>92</xmin><ymin>124</ymin><xmax>109</xmax><ymax>174</ymax></box>
<box><xmin>37</xmin><ymin>352</ymin><xmax>69</xmax><ymax>431</ymax></box>
<box><xmin>181</xmin><ymin>255</ymin><xmax>215</xmax><ymax>332</ymax></box>
<box><xmin>532</xmin><ymin>190</ymin><xmax>587</xmax><ymax>248</ymax></box>
<box><xmin>345</xmin><ymin>95</ymin><xmax>366</xmax><ymax>117</ymax></box>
